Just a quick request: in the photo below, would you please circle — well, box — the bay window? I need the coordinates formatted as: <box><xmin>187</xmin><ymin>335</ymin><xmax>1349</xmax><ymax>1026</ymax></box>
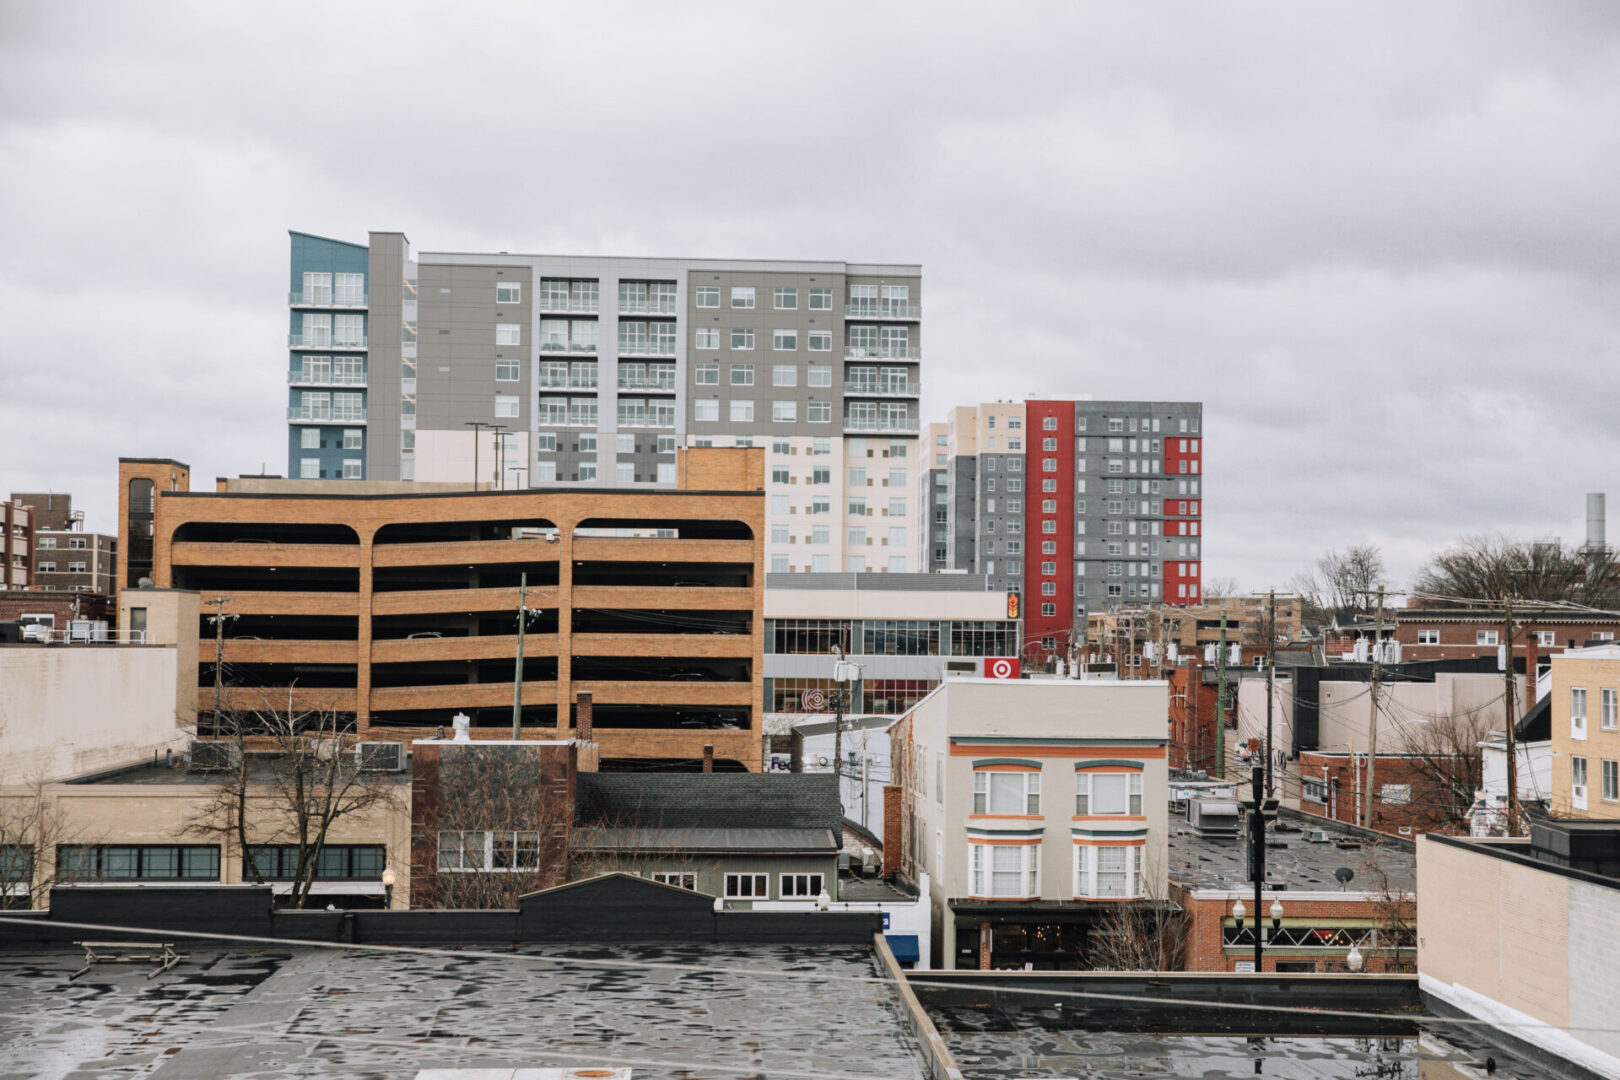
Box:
<box><xmin>1074</xmin><ymin>843</ymin><xmax>1143</xmax><ymax>899</ymax></box>
<box><xmin>969</xmin><ymin>842</ymin><xmax>1040</xmax><ymax>899</ymax></box>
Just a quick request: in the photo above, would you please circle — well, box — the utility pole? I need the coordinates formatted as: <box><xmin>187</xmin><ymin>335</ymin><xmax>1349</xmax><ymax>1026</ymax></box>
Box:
<box><xmin>1215</xmin><ymin>613</ymin><xmax>1229</xmax><ymax>779</ymax></box>
<box><xmin>1248</xmin><ymin>764</ymin><xmax>1269</xmax><ymax>972</ymax></box>
<box><xmin>511</xmin><ymin>571</ymin><xmax>527</xmax><ymax>739</ymax></box>
<box><xmin>1264</xmin><ymin>588</ymin><xmax>1277</xmax><ymax>796</ymax></box>
<box><xmin>204</xmin><ymin>595</ymin><xmax>236</xmax><ymax>728</ymax></box>
<box><xmin>1502</xmin><ymin>596</ymin><xmax>1519</xmax><ymax>837</ymax></box>
<box><xmin>464</xmin><ymin>421</ymin><xmax>507</xmax><ymax>491</ymax></box>
<box><xmin>1364</xmin><ymin>584</ymin><xmax>1385</xmax><ymax>830</ymax></box>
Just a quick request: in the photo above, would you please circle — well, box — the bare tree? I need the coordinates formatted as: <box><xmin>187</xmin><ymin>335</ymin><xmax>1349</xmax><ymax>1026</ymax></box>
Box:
<box><xmin>1291</xmin><ymin>545</ymin><xmax>1385</xmax><ymax>620</ymax></box>
<box><xmin>1089</xmin><ymin>852</ymin><xmax>1185</xmax><ymax>971</ymax></box>
<box><xmin>190</xmin><ymin>694</ymin><xmax>402</xmax><ymax>909</ymax></box>
<box><xmin>1412</xmin><ymin>533</ymin><xmax>1620</xmax><ymax>607</ymax></box>
<box><xmin>1201</xmin><ymin>576</ymin><xmax>1240</xmax><ymax>601</ymax></box>
<box><xmin>1357</xmin><ymin>842</ymin><xmax>1416</xmax><ymax>974</ymax></box>
<box><xmin>0</xmin><ymin>778</ymin><xmax>93</xmax><ymax>909</ymax></box>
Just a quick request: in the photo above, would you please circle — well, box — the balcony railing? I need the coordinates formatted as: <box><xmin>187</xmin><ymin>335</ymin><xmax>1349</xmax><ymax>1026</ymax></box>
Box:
<box><xmin>844</xmin><ymin>379</ymin><xmax>921</xmax><ymax>396</ymax></box>
<box><xmin>288</xmin><ymin>406</ymin><xmax>367</xmax><ymax>422</ymax></box>
<box><xmin>288</xmin><ymin>371</ymin><xmax>367</xmax><ymax>387</ymax></box>
<box><xmin>617</xmin><ymin>413</ymin><xmax>677</xmax><ymax>428</ymax></box>
<box><xmin>617</xmin><ymin>373</ymin><xmax>678</xmax><ymax>391</ymax></box>
<box><xmin>845</xmin><ymin>301</ymin><xmax>921</xmax><ymax>320</ymax></box>
<box><xmin>618</xmin><ymin>299</ymin><xmax>679</xmax><ymax>315</ymax></box>
<box><xmin>843</xmin><ymin>416</ymin><xmax>918</xmax><ymax>433</ymax></box>
<box><xmin>290</xmin><ymin>334</ymin><xmax>367</xmax><ymax>350</ymax></box>
<box><xmin>538</xmin><ymin>375</ymin><xmax>599</xmax><ymax>389</ymax></box>
<box><xmin>844</xmin><ymin>346</ymin><xmax>920</xmax><ymax>360</ymax></box>
<box><xmin>539</xmin><ymin>341</ymin><xmax>599</xmax><ymax>353</ymax></box>
<box><xmin>538</xmin><ymin>298</ymin><xmax>600</xmax><ymax>314</ymax></box>
<box><xmin>618</xmin><ymin>341</ymin><xmax>678</xmax><ymax>357</ymax></box>
<box><xmin>289</xmin><ymin>291</ymin><xmax>368</xmax><ymax>308</ymax></box>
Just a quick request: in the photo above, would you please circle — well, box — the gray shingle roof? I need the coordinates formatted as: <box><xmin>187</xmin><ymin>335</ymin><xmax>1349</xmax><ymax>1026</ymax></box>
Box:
<box><xmin>575</xmin><ymin>773</ymin><xmax>841</xmax><ymax>832</ymax></box>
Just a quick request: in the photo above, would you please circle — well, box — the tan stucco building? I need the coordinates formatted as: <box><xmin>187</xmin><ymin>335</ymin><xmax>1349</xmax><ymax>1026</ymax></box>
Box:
<box><xmin>1549</xmin><ymin>644</ymin><xmax>1620</xmax><ymax>818</ymax></box>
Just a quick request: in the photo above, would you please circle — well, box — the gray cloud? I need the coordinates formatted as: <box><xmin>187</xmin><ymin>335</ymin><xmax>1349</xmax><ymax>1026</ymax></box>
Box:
<box><xmin>2</xmin><ymin>1</ymin><xmax>1618</xmax><ymax>592</ymax></box>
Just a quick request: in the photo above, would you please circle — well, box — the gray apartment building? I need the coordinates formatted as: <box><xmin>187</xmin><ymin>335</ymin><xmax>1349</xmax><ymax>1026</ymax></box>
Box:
<box><xmin>9</xmin><ymin>493</ymin><xmax>117</xmax><ymax>596</ymax></box>
<box><xmin>287</xmin><ymin>232</ymin><xmax>924</xmax><ymax>574</ymax></box>
<box><xmin>918</xmin><ymin>399</ymin><xmax>1204</xmax><ymax>659</ymax></box>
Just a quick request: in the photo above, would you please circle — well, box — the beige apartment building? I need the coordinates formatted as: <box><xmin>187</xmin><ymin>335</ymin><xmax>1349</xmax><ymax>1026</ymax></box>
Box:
<box><xmin>1550</xmin><ymin>643</ymin><xmax>1620</xmax><ymax>817</ymax></box>
<box><xmin>888</xmin><ymin>678</ymin><xmax>1169</xmax><ymax>969</ymax></box>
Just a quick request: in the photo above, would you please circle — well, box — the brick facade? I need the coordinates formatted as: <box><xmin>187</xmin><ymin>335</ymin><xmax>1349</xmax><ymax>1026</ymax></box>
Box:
<box><xmin>1394</xmin><ymin>609</ymin><xmax>1620</xmax><ymax>663</ymax></box>
<box><xmin>1176</xmin><ymin>888</ymin><xmax>1415</xmax><ymax>972</ymax></box>
<box><xmin>1295</xmin><ymin>751</ymin><xmax>1447</xmax><ymax>833</ymax></box>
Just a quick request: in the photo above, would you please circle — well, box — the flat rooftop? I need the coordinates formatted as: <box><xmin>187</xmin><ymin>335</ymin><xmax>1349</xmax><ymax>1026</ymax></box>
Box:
<box><xmin>70</xmin><ymin>759</ymin><xmax>411</xmax><ymax>788</ymax></box>
<box><xmin>0</xmin><ymin>944</ymin><xmax>924</xmax><ymax>1079</ymax></box>
<box><xmin>1169</xmin><ymin>808</ymin><xmax>1416</xmax><ymax>893</ymax></box>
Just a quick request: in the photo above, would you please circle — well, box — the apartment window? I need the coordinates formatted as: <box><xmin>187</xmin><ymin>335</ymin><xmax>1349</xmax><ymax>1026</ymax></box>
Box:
<box><xmin>1573</xmin><ymin>756</ymin><xmax>1589</xmax><ymax>809</ymax></box>
<box><xmin>536</xmin><ymin>433</ymin><xmax>557</xmax><ymax>453</ymax></box>
<box><xmin>617</xmin><ymin>433</ymin><xmax>636</xmax><ymax>454</ymax></box>
<box><xmin>1416</xmin><ymin>629</ymin><xmax>1440</xmax><ymax>645</ymax></box>
<box><xmin>1535</xmin><ymin>630</ymin><xmax>1556</xmax><ymax>647</ymax></box>
<box><xmin>695</xmin><ymin>400</ymin><xmax>719</xmax><ymax>422</ymax></box>
<box><xmin>1572</xmin><ymin>687</ymin><xmax>1588</xmax><ymax>738</ymax></box>
<box><xmin>731</xmin><ymin>328</ymin><xmax>755</xmax><ymax>350</ymax></box>
<box><xmin>780</xmin><ymin>873</ymin><xmax>825</xmax><ymax>898</ymax></box>
<box><xmin>808</xmin><ymin>288</ymin><xmax>832</xmax><ymax>310</ymax></box>
<box><xmin>888</xmin><ymin>526</ymin><xmax>907</xmax><ymax>547</ymax></box>
<box><xmin>807</xmin><ymin>401</ymin><xmax>832</xmax><ymax>423</ymax></box>
<box><xmin>774</xmin><ymin>329</ymin><xmax>798</xmax><ymax>351</ymax></box>
<box><xmin>300</xmin><ymin>458</ymin><xmax>319</xmax><ymax>480</ymax></box>
<box><xmin>300</xmin><ymin>428</ymin><xmax>320</xmax><ymax>450</ymax></box>
<box><xmin>494</xmin><ymin>395</ymin><xmax>520</xmax><ymax>418</ymax></box>
<box><xmin>969</xmin><ymin>842</ymin><xmax>1039</xmax><ymax>899</ymax></box>
<box><xmin>58</xmin><ymin>845</ymin><xmax>220</xmax><ymax>882</ymax></box>
<box><xmin>808</xmin><ymin>330</ymin><xmax>832</xmax><ymax>352</ymax></box>
<box><xmin>889</xmin><ymin>497</ymin><xmax>907</xmax><ymax>517</ymax></box>
<box><xmin>615</xmin><ymin>463</ymin><xmax>634</xmax><ymax>483</ymax></box>
<box><xmin>731</xmin><ymin>363</ymin><xmax>755</xmax><ymax>386</ymax></box>
<box><xmin>1039</xmin><ymin>602</ymin><xmax>1055</xmax><ymax>616</ymax></box>
<box><xmin>496</xmin><ymin>323</ymin><xmax>522</xmax><ymax>346</ymax></box>
<box><xmin>695</xmin><ymin>285</ymin><xmax>720</xmax><ymax>308</ymax></box>
<box><xmin>731</xmin><ymin>286</ymin><xmax>756</xmax><ymax>309</ymax></box>
<box><xmin>646</xmin><ymin>871</ymin><xmax>697</xmax><ymax>891</ymax></box>
<box><xmin>695</xmin><ymin>362</ymin><xmax>719</xmax><ymax>385</ymax></box>
<box><xmin>578</xmin><ymin>463</ymin><xmax>598</xmax><ymax>481</ymax></box>
<box><xmin>1602</xmin><ymin>688</ymin><xmax>1618</xmax><ymax>730</ymax></box>
<box><xmin>972</xmin><ymin>769</ymin><xmax>1041</xmax><ymax>815</ymax></box>
<box><xmin>773</xmin><ymin>401</ymin><xmax>798</xmax><ymax>422</ymax></box>
<box><xmin>774</xmin><ymin>364</ymin><xmax>798</xmax><ymax>387</ymax></box>
<box><xmin>495</xmin><ymin>358</ymin><xmax>520</xmax><ymax>382</ymax></box>
<box><xmin>1075</xmin><ymin>771</ymin><xmax>1143</xmax><ymax>816</ymax></box>
<box><xmin>730</xmin><ymin>400</ymin><xmax>755</xmax><ymax>422</ymax></box>
<box><xmin>1476</xmin><ymin>631</ymin><xmax>1500</xmax><ymax>646</ymax></box>
<box><xmin>1075</xmin><ymin>843</ymin><xmax>1143</xmax><ymax>900</ymax></box>
<box><xmin>1604</xmin><ymin>759</ymin><xmax>1619</xmax><ymax>802</ymax></box>
<box><xmin>341</xmin><ymin>459</ymin><xmax>362</xmax><ymax>480</ymax></box>
<box><xmin>808</xmin><ymin>365</ymin><xmax>832</xmax><ymax>387</ymax></box>
<box><xmin>437</xmin><ymin>831</ymin><xmax>541</xmax><ymax>871</ymax></box>
<box><xmin>1302</xmin><ymin>777</ymin><xmax>1327</xmax><ymax>803</ymax></box>
<box><xmin>495</xmin><ymin>281</ymin><xmax>521</xmax><ymax>304</ymax></box>
<box><xmin>774</xmin><ymin>287</ymin><xmax>798</xmax><ymax>310</ymax></box>
<box><xmin>695</xmin><ymin>327</ymin><xmax>721</xmax><ymax>350</ymax></box>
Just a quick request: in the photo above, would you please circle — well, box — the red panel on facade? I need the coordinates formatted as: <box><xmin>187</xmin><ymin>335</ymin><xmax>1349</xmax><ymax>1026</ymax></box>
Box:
<box><xmin>1022</xmin><ymin>401</ymin><xmax>1074</xmax><ymax>661</ymax></box>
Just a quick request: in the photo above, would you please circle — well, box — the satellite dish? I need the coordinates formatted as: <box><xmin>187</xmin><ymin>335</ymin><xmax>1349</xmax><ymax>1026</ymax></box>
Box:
<box><xmin>1334</xmin><ymin>867</ymin><xmax>1355</xmax><ymax>889</ymax></box>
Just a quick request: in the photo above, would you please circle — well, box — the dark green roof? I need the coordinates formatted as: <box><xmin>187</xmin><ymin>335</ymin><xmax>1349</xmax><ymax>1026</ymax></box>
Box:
<box><xmin>575</xmin><ymin>773</ymin><xmax>841</xmax><ymax>831</ymax></box>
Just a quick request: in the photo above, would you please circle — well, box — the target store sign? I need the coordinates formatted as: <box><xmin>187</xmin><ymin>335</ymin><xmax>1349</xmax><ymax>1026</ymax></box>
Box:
<box><xmin>984</xmin><ymin>657</ymin><xmax>1020</xmax><ymax>680</ymax></box>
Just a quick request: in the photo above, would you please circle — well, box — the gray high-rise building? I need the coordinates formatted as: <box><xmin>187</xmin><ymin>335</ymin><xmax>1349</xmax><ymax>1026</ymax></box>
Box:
<box><xmin>287</xmin><ymin>232</ymin><xmax>924</xmax><ymax>573</ymax></box>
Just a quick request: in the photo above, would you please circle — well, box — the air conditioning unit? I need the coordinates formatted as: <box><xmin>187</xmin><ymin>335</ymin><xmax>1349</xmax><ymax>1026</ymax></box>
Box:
<box><xmin>357</xmin><ymin>742</ymin><xmax>406</xmax><ymax>772</ymax></box>
<box><xmin>1303</xmin><ymin>829</ymin><xmax>1330</xmax><ymax>843</ymax></box>
<box><xmin>188</xmin><ymin>740</ymin><xmax>241</xmax><ymax>772</ymax></box>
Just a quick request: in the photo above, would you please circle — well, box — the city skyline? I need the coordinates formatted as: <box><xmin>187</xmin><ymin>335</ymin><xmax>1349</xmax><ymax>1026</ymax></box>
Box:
<box><xmin>3</xmin><ymin>4</ymin><xmax>1618</xmax><ymax>591</ymax></box>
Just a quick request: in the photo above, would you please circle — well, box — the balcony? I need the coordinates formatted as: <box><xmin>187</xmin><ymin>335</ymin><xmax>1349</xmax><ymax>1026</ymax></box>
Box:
<box><xmin>617</xmin><ymin>373</ymin><xmax>678</xmax><ymax>392</ymax></box>
<box><xmin>844</xmin><ymin>379</ymin><xmax>921</xmax><ymax>397</ymax></box>
<box><xmin>539</xmin><ymin>341</ymin><xmax>600</xmax><ymax>353</ymax></box>
<box><xmin>537</xmin><ymin>375</ymin><xmax>598</xmax><ymax>390</ymax></box>
<box><xmin>289</xmin><ymin>291</ymin><xmax>368</xmax><ymax>309</ymax></box>
<box><xmin>616</xmin><ymin>412</ymin><xmax>677</xmax><ymax>429</ymax></box>
<box><xmin>290</xmin><ymin>334</ymin><xmax>367</xmax><ymax>351</ymax></box>
<box><xmin>538</xmin><ymin>298</ymin><xmax>599</xmax><ymax>315</ymax></box>
<box><xmin>288</xmin><ymin>370</ymin><xmax>367</xmax><ymax>387</ymax></box>
<box><xmin>288</xmin><ymin>406</ymin><xmax>367</xmax><ymax>423</ymax></box>
<box><xmin>844</xmin><ymin>301</ymin><xmax>920</xmax><ymax>320</ymax></box>
<box><xmin>844</xmin><ymin>346</ymin><xmax>920</xmax><ymax>361</ymax></box>
<box><xmin>618</xmin><ymin>299</ymin><xmax>679</xmax><ymax>316</ymax></box>
<box><xmin>617</xmin><ymin>341</ymin><xmax>677</xmax><ymax>358</ymax></box>
<box><xmin>842</xmin><ymin>416</ymin><xmax>919</xmax><ymax>434</ymax></box>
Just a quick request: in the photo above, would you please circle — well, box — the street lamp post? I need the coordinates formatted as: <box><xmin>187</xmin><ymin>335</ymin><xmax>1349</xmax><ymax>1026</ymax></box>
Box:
<box><xmin>380</xmin><ymin>867</ymin><xmax>396</xmax><ymax>909</ymax></box>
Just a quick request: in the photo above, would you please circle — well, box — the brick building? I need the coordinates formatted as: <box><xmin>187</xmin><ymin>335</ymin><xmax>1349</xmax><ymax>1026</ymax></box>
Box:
<box><xmin>1</xmin><ymin>498</ymin><xmax>34</xmax><ymax>588</ymax></box>
<box><xmin>119</xmin><ymin>447</ymin><xmax>767</xmax><ymax>770</ymax></box>
<box><xmin>10</xmin><ymin>492</ymin><xmax>117</xmax><ymax>596</ymax></box>
<box><xmin>1394</xmin><ymin>607</ymin><xmax>1620</xmax><ymax>663</ymax></box>
<box><xmin>1294</xmin><ymin>750</ymin><xmax>1446</xmax><ymax>833</ymax></box>
<box><xmin>1171</xmin><ymin>808</ymin><xmax>1415</xmax><ymax>973</ymax></box>
<box><xmin>1167</xmin><ymin>663</ymin><xmax>1232</xmax><ymax>774</ymax></box>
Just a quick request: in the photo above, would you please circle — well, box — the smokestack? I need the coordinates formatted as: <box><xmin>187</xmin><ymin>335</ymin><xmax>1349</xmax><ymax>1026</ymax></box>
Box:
<box><xmin>575</xmin><ymin>691</ymin><xmax>593</xmax><ymax>742</ymax></box>
<box><xmin>702</xmin><ymin>745</ymin><xmax>714</xmax><ymax>773</ymax></box>
<box><xmin>1587</xmin><ymin>493</ymin><xmax>1607</xmax><ymax>552</ymax></box>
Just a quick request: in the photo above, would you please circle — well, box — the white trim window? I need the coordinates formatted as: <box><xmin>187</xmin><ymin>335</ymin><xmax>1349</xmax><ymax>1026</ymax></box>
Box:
<box><xmin>1572</xmin><ymin>756</ymin><xmax>1589</xmax><ymax>810</ymax></box>
<box><xmin>437</xmin><ymin>830</ymin><xmax>540</xmax><ymax>871</ymax></box>
<box><xmin>972</xmin><ymin>770</ymin><xmax>1041</xmax><ymax>815</ymax></box>
<box><xmin>969</xmin><ymin>842</ymin><xmax>1040</xmax><ymax>899</ymax></box>
<box><xmin>1477</xmin><ymin>630</ymin><xmax>1499</xmax><ymax>646</ymax></box>
<box><xmin>495</xmin><ymin>323</ymin><xmax>522</xmax><ymax>346</ymax></box>
<box><xmin>808</xmin><ymin>288</ymin><xmax>832</xmax><ymax>311</ymax></box>
<box><xmin>774</xmin><ymin>329</ymin><xmax>798</xmax><ymax>351</ymax></box>
<box><xmin>695</xmin><ymin>286</ymin><xmax>720</xmax><ymax>308</ymax></box>
<box><xmin>495</xmin><ymin>394</ymin><xmax>520</xmax><ymax>418</ymax></box>
<box><xmin>1074</xmin><ymin>843</ymin><xmax>1143</xmax><ymax>899</ymax></box>
<box><xmin>651</xmin><ymin>871</ymin><xmax>697</xmax><ymax>890</ymax></box>
<box><xmin>696</xmin><ymin>327</ymin><xmax>720</xmax><ymax>350</ymax></box>
<box><xmin>780</xmin><ymin>873</ymin><xmax>824</xmax><ymax>898</ymax></box>
<box><xmin>1075</xmin><ymin>771</ymin><xmax>1143</xmax><ymax>815</ymax></box>
<box><xmin>724</xmin><ymin>873</ymin><xmax>768</xmax><ymax>898</ymax></box>
<box><xmin>1573</xmin><ymin>687</ymin><xmax>1588</xmax><ymax>739</ymax></box>
<box><xmin>496</xmin><ymin>281</ymin><xmax>521</xmax><ymax>304</ymax></box>
<box><xmin>774</xmin><ymin>287</ymin><xmax>797</xmax><ymax>310</ymax></box>
<box><xmin>1416</xmin><ymin>630</ymin><xmax>1440</xmax><ymax>645</ymax></box>
<box><xmin>730</xmin><ymin>286</ymin><xmax>756</xmax><ymax>309</ymax></box>
<box><xmin>1302</xmin><ymin>777</ymin><xmax>1327</xmax><ymax>803</ymax></box>
<box><xmin>731</xmin><ymin>328</ymin><xmax>755</xmax><ymax>350</ymax></box>
<box><xmin>1603</xmin><ymin>688</ymin><xmax>1618</xmax><ymax>731</ymax></box>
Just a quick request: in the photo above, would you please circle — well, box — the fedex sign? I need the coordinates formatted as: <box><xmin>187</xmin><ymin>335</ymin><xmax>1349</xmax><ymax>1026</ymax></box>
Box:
<box><xmin>983</xmin><ymin>657</ymin><xmax>1020</xmax><ymax>680</ymax></box>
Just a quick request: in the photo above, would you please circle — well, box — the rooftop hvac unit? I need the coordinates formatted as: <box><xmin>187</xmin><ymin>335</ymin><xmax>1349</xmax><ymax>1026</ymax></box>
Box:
<box><xmin>1186</xmin><ymin>797</ymin><xmax>1240</xmax><ymax>840</ymax></box>
<box><xmin>357</xmin><ymin>742</ymin><xmax>406</xmax><ymax>772</ymax></box>
<box><xmin>1303</xmin><ymin>828</ymin><xmax>1330</xmax><ymax>843</ymax></box>
<box><xmin>188</xmin><ymin>740</ymin><xmax>241</xmax><ymax>772</ymax></box>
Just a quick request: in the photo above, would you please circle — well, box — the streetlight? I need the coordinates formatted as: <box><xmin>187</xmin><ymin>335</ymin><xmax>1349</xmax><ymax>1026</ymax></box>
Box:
<box><xmin>380</xmin><ymin>867</ymin><xmax>396</xmax><ymax>909</ymax></box>
<box><xmin>1231</xmin><ymin>897</ymin><xmax>1284</xmax><ymax>970</ymax></box>
<box><xmin>1346</xmin><ymin>944</ymin><xmax>1365</xmax><ymax>972</ymax></box>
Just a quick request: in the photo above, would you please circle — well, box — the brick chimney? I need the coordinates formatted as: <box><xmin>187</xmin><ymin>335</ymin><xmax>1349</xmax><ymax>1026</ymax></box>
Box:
<box><xmin>881</xmin><ymin>785</ymin><xmax>903</xmax><ymax>878</ymax></box>
<box><xmin>576</xmin><ymin>691</ymin><xmax>593</xmax><ymax>741</ymax></box>
<box><xmin>702</xmin><ymin>744</ymin><xmax>714</xmax><ymax>773</ymax></box>
<box><xmin>1524</xmin><ymin>628</ymin><xmax>1538</xmax><ymax>706</ymax></box>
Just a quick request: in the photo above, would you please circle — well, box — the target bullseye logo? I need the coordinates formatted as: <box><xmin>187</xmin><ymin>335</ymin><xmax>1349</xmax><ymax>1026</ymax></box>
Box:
<box><xmin>984</xmin><ymin>657</ymin><xmax>1019</xmax><ymax>679</ymax></box>
<box><xmin>802</xmin><ymin>689</ymin><xmax>827</xmax><ymax>711</ymax></box>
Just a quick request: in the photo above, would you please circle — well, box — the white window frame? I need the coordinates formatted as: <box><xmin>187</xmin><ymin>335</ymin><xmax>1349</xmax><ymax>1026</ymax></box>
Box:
<box><xmin>650</xmin><ymin>871</ymin><xmax>697</xmax><ymax>890</ymax></box>
<box><xmin>1602</xmin><ymin>688</ymin><xmax>1618</xmax><ymax>731</ymax></box>
<box><xmin>773</xmin><ymin>364</ymin><xmax>798</xmax><ymax>387</ymax></box>
<box><xmin>779</xmin><ymin>873</ymin><xmax>824</xmax><ymax>898</ymax></box>
<box><xmin>808</xmin><ymin>288</ymin><xmax>832</xmax><ymax>311</ymax></box>
<box><xmin>1477</xmin><ymin>630</ymin><xmax>1499</xmax><ymax>646</ymax></box>
<box><xmin>1416</xmin><ymin>629</ymin><xmax>1440</xmax><ymax>645</ymax></box>
<box><xmin>436</xmin><ymin>830</ymin><xmax>542</xmax><ymax>872</ymax></box>
<box><xmin>724</xmin><ymin>872</ymin><xmax>769</xmax><ymax>898</ymax></box>
<box><xmin>496</xmin><ymin>282</ymin><xmax>521</xmax><ymax>304</ymax></box>
<box><xmin>969</xmin><ymin>841</ymin><xmax>1041</xmax><ymax>899</ymax></box>
<box><xmin>1573</xmin><ymin>687</ymin><xmax>1588</xmax><ymax>739</ymax></box>
<box><xmin>730</xmin><ymin>286</ymin><xmax>756</xmax><ymax>309</ymax></box>
<box><xmin>496</xmin><ymin>323</ymin><xmax>522</xmax><ymax>346</ymax></box>
<box><xmin>494</xmin><ymin>394</ymin><xmax>520</xmax><ymax>419</ymax></box>
<box><xmin>695</xmin><ymin>286</ymin><xmax>720</xmax><ymax>308</ymax></box>
<box><xmin>774</xmin><ymin>287</ymin><xmax>798</xmax><ymax>310</ymax></box>
<box><xmin>695</xmin><ymin>327</ymin><xmax>721</xmax><ymax>350</ymax></box>
<box><xmin>731</xmin><ymin>328</ymin><xmax>755</xmax><ymax>350</ymax></box>
<box><xmin>972</xmin><ymin>770</ymin><xmax>1041</xmax><ymax>815</ymax></box>
<box><xmin>773</xmin><ymin>329</ymin><xmax>798</xmax><ymax>351</ymax></box>
<box><xmin>1572</xmin><ymin>755</ymin><xmax>1589</xmax><ymax>810</ymax></box>
<box><xmin>1073</xmin><ymin>842</ymin><xmax>1143</xmax><ymax>900</ymax></box>
<box><xmin>1075</xmin><ymin>771</ymin><xmax>1143</xmax><ymax>816</ymax></box>
<box><xmin>1603</xmin><ymin>759</ymin><xmax>1619</xmax><ymax>803</ymax></box>
<box><xmin>773</xmin><ymin>400</ymin><xmax>797</xmax><ymax>423</ymax></box>
<box><xmin>495</xmin><ymin>358</ymin><xmax>520</xmax><ymax>382</ymax></box>
<box><xmin>341</xmin><ymin>459</ymin><xmax>362</xmax><ymax>480</ymax></box>
<box><xmin>730</xmin><ymin>399</ymin><xmax>755</xmax><ymax>422</ymax></box>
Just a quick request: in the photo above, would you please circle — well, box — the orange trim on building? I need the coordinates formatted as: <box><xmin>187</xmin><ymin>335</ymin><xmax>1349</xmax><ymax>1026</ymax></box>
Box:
<box><xmin>1071</xmin><ymin>815</ymin><xmax>1148</xmax><ymax>823</ymax></box>
<box><xmin>950</xmin><ymin>744</ymin><xmax>1166</xmax><ymax>759</ymax></box>
<box><xmin>971</xmin><ymin>763</ymin><xmax>1041</xmax><ymax>772</ymax></box>
<box><xmin>965</xmin><ymin>836</ymin><xmax>1042</xmax><ymax>846</ymax></box>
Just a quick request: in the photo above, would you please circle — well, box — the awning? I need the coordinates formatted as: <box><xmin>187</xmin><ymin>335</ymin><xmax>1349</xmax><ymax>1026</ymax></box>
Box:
<box><xmin>886</xmin><ymin>934</ymin><xmax>920</xmax><ymax>963</ymax></box>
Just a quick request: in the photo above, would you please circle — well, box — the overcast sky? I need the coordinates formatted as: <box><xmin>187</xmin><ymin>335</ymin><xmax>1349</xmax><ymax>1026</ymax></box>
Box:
<box><xmin>2</xmin><ymin>2</ymin><xmax>1617</xmax><ymax>592</ymax></box>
